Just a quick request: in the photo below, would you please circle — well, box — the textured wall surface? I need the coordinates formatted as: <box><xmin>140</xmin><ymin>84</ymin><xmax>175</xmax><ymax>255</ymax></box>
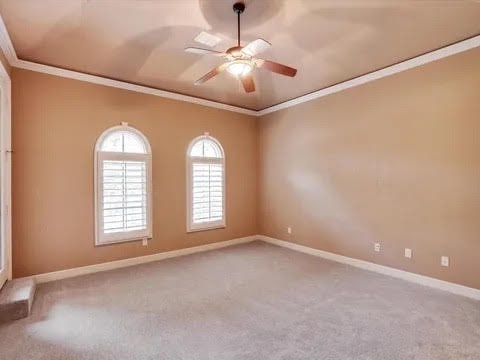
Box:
<box><xmin>258</xmin><ymin>48</ymin><xmax>480</xmax><ymax>289</ymax></box>
<box><xmin>12</xmin><ymin>68</ymin><xmax>257</xmax><ymax>277</ymax></box>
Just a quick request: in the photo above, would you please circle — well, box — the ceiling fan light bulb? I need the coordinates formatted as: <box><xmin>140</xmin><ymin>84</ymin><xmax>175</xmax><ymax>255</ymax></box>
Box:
<box><xmin>227</xmin><ymin>61</ymin><xmax>253</xmax><ymax>76</ymax></box>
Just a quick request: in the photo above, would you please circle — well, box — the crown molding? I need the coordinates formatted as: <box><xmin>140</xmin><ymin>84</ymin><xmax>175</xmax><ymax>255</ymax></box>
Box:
<box><xmin>13</xmin><ymin>59</ymin><xmax>258</xmax><ymax>116</ymax></box>
<box><xmin>0</xmin><ymin>14</ymin><xmax>17</xmax><ymax>65</ymax></box>
<box><xmin>257</xmin><ymin>35</ymin><xmax>480</xmax><ymax>116</ymax></box>
<box><xmin>0</xmin><ymin>13</ymin><xmax>479</xmax><ymax>117</ymax></box>
<box><xmin>0</xmin><ymin>15</ymin><xmax>257</xmax><ymax>116</ymax></box>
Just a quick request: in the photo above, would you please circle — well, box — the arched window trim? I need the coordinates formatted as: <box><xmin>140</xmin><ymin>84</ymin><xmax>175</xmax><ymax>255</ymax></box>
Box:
<box><xmin>94</xmin><ymin>123</ymin><xmax>152</xmax><ymax>246</ymax></box>
<box><xmin>95</xmin><ymin>124</ymin><xmax>152</xmax><ymax>154</ymax></box>
<box><xmin>187</xmin><ymin>134</ymin><xmax>225</xmax><ymax>159</ymax></box>
<box><xmin>186</xmin><ymin>133</ymin><xmax>226</xmax><ymax>232</ymax></box>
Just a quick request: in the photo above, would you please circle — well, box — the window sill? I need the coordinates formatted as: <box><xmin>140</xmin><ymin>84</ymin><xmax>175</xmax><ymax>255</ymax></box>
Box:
<box><xmin>95</xmin><ymin>236</ymin><xmax>152</xmax><ymax>247</ymax></box>
<box><xmin>187</xmin><ymin>224</ymin><xmax>226</xmax><ymax>233</ymax></box>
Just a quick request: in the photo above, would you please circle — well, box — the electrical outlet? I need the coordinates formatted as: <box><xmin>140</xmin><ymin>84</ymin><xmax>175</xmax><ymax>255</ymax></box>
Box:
<box><xmin>287</xmin><ymin>227</ymin><xmax>292</xmax><ymax>234</ymax></box>
<box><xmin>441</xmin><ymin>256</ymin><xmax>449</xmax><ymax>267</ymax></box>
<box><xmin>374</xmin><ymin>243</ymin><xmax>381</xmax><ymax>252</ymax></box>
<box><xmin>404</xmin><ymin>248</ymin><xmax>412</xmax><ymax>259</ymax></box>
<box><xmin>142</xmin><ymin>238</ymin><xmax>148</xmax><ymax>246</ymax></box>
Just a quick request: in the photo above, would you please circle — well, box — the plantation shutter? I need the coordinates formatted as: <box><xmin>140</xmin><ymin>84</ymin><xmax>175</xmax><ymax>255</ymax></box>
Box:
<box><xmin>97</xmin><ymin>150</ymin><xmax>151</xmax><ymax>244</ymax></box>
<box><xmin>192</xmin><ymin>162</ymin><xmax>223</xmax><ymax>223</ymax></box>
<box><xmin>101</xmin><ymin>159</ymin><xmax>148</xmax><ymax>233</ymax></box>
<box><xmin>95</xmin><ymin>126</ymin><xmax>152</xmax><ymax>245</ymax></box>
<box><xmin>187</xmin><ymin>136</ymin><xmax>225</xmax><ymax>232</ymax></box>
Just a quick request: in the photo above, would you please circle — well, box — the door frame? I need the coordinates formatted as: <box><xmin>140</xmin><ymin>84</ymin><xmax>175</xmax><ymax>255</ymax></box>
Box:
<box><xmin>0</xmin><ymin>59</ymin><xmax>11</xmax><ymax>288</ymax></box>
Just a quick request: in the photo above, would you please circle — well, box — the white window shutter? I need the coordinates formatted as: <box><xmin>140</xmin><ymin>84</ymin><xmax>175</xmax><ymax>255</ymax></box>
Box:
<box><xmin>187</xmin><ymin>135</ymin><xmax>225</xmax><ymax>232</ymax></box>
<box><xmin>192</xmin><ymin>163</ymin><xmax>223</xmax><ymax>223</ymax></box>
<box><xmin>102</xmin><ymin>160</ymin><xmax>148</xmax><ymax>234</ymax></box>
<box><xmin>95</xmin><ymin>125</ymin><xmax>152</xmax><ymax>245</ymax></box>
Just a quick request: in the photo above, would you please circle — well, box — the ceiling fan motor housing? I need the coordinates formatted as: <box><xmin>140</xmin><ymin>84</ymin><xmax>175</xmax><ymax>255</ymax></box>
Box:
<box><xmin>226</xmin><ymin>46</ymin><xmax>245</xmax><ymax>58</ymax></box>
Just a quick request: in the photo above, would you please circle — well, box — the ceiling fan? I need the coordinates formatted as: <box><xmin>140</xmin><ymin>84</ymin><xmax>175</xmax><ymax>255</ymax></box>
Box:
<box><xmin>185</xmin><ymin>1</ymin><xmax>297</xmax><ymax>93</ymax></box>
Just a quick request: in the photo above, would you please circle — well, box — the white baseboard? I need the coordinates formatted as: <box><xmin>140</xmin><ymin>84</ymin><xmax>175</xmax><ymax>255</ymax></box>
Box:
<box><xmin>23</xmin><ymin>234</ymin><xmax>480</xmax><ymax>301</ymax></box>
<box><xmin>258</xmin><ymin>235</ymin><xmax>480</xmax><ymax>301</ymax></box>
<box><xmin>32</xmin><ymin>235</ymin><xmax>256</xmax><ymax>283</ymax></box>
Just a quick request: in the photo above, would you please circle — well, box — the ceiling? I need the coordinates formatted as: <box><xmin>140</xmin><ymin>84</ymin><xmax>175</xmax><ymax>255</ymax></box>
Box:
<box><xmin>1</xmin><ymin>0</ymin><xmax>480</xmax><ymax>111</ymax></box>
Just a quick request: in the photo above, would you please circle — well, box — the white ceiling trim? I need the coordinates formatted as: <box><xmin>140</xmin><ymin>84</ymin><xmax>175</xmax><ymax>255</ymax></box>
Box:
<box><xmin>0</xmin><ymin>14</ymin><xmax>479</xmax><ymax>117</ymax></box>
<box><xmin>0</xmin><ymin>13</ymin><xmax>17</xmax><ymax>64</ymax></box>
<box><xmin>13</xmin><ymin>59</ymin><xmax>257</xmax><ymax>116</ymax></box>
<box><xmin>257</xmin><ymin>34</ymin><xmax>480</xmax><ymax>116</ymax></box>
<box><xmin>0</xmin><ymin>15</ymin><xmax>257</xmax><ymax>117</ymax></box>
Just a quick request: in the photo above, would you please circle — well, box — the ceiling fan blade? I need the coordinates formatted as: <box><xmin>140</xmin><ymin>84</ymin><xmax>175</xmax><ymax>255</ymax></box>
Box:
<box><xmin>194</xmin><ymin>63</ymin><xmax>228</xmax><ymax>85</ymax></box>
<box><xmin>240</xmin><ymin>74</ymin><xmax>255</xmax><ymax>93</ymax></box>
<box><xmin>241</xmin><ymin>39</ymin><xmax>271</xmax><ymax>57</ymax></box>
<box><xmin>256</xmin><ymin>59</ymin><xmax>297</xmax><ymax>77</ymax></box>
<box><xmin>185</xmin><ymin>47</ymin><xmax>225</xmax><ymax>56</ymax></box>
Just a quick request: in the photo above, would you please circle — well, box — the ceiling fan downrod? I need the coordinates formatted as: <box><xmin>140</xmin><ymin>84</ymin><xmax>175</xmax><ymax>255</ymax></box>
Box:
<box><xmin>233</xmin><ymin>2</ymin><xmax>245</xmax><ymax>47</ymax></box>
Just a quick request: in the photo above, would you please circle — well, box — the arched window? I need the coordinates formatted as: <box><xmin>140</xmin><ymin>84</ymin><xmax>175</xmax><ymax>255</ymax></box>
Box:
<box><xmin>186</xmin><ymin>133</ymin><xmax>225</xmax><ymax>232</ymax></box>
<box><xmin>94</xmin><ymin>124</ymin><xmax>152</xmax><ymax>245</ymax></box>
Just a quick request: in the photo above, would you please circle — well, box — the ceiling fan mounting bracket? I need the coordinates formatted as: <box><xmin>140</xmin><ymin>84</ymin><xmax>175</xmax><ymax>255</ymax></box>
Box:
<box><xmin>233</xmin><ymin>2</ymin><xmax>245</xmax><ymax>14</ymax></box>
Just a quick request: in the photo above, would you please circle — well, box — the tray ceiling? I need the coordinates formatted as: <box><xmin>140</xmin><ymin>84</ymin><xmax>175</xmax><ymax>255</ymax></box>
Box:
<box><xmin>1</xmin><ymin>0</ymin><xmax>480</xmax><ymax>111</ymax></box>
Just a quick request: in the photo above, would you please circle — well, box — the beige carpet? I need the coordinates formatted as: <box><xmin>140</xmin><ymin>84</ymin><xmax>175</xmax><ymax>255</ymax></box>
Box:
<box><xmin>0</xmin><ymin>241</ymin><xmax>479</xmax><ymax>359</ymax></box>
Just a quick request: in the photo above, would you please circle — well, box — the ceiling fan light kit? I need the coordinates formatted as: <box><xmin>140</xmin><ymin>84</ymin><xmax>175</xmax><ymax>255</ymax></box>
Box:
<box><xmin>226</xmin><ymin>60</ymin><xmax>253</xmax><ymax>76</ymax></box>
<box><xmin>185</xmin><ymin>1</ymin><xmax>297</xmax><ymax>93</ymax></box>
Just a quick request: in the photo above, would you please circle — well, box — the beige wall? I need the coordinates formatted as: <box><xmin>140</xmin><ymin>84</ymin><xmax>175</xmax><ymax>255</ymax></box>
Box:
<box><xmin>11</xmin><ymin>48</ymin><xmax>480</xmax><ymax>289</ymax></box>
<box><xmin>12</xmin><ymin>68</ymin><xmax>257</xmax><ymax>277</ymax></box>
<box><xmin>258</xmin><ymin>48</ymin><xmax>480</xmax><ymax>290</ymax></box>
